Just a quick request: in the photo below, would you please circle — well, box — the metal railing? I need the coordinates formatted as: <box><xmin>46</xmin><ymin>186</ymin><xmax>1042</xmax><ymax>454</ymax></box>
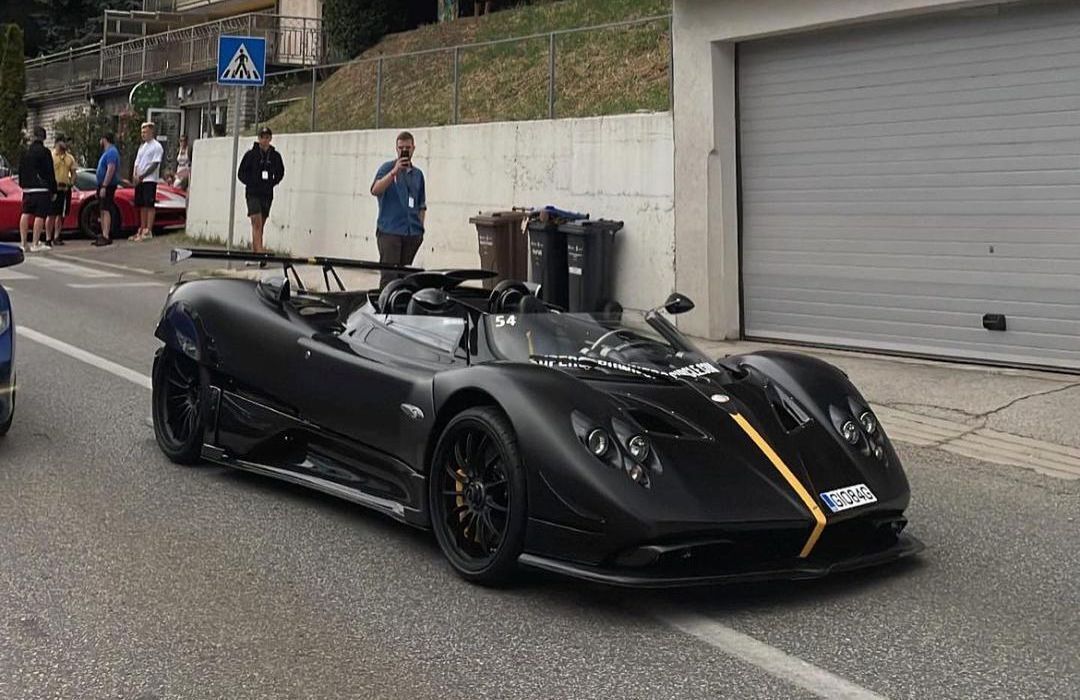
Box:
<box><xmin>25</xmin><ymin>12</ymin><xmax>328</xmax><ymax>98</ymax></box>
<box><xmin>24</xmin><ymin>43</ymin><xmax>105</xmax><ymax>99</ymax></box>
<box><xmin>256</xmin><ymin>14</ymin><xmax>672</xmax><ymax>133</ymax></box>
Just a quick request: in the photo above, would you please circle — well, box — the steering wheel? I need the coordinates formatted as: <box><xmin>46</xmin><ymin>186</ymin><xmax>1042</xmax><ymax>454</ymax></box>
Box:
<box><xmin>609</xmin><ymin>339</ymin><xmax>658</xmax><ymax>356</ymax></box>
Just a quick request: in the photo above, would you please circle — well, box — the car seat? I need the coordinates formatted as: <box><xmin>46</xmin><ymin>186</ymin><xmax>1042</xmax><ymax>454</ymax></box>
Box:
<box><xmin>488</xmin><ymin>280</ymin><xmax>532</xmax><ymax>314</ymax></box>
<box><xmin>377</xmin><ymin>279</ymin><xmax>414</xmax><ymax>315</ymax></box>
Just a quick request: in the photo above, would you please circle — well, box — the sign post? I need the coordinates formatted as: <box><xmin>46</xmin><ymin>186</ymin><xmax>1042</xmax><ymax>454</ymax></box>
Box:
<box><xmin>216</xmin><ymin>35</ymin><xmax>266</xmax><ymax>253</ymax></box>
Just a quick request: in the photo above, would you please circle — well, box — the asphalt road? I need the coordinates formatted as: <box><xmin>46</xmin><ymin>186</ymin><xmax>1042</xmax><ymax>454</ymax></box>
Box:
<box><xmin>1</xmin><ymin>240</ymin><xmax>1077</xmax><ymax>700</ymax></box>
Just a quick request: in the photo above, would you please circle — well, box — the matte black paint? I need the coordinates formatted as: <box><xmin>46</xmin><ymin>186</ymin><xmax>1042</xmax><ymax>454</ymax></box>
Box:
<box><xmin>154</xmin><ymin>273</ymin><xmax>922</xmax><ymax>586</ymax></box>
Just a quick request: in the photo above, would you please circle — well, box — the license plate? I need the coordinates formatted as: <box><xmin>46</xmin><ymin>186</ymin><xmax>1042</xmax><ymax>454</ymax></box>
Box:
<box><xmin>819</xmin><ymin>484</ymin><xmax>877</xmax><ymax>513</ymax></box>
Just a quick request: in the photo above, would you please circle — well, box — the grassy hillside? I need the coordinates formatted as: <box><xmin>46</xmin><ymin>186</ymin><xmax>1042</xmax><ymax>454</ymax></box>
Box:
<box><xmin>264</xmin><ymin>0</ymin><xmax>671</xmax><ymax>133</ymax></box>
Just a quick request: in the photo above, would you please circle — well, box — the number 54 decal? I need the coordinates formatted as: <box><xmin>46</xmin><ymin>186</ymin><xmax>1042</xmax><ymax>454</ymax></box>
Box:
<box><xmin>494</xmin><ymin>315</ymin><xmax>517</xmax><ymax>328</ymax></box>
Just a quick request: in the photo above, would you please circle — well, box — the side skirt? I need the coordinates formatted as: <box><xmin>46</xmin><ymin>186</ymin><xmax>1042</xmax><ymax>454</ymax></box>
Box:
<box><xmin>201</xmin><ymin>444</ymin><xmax>419</xmax><ymax>526</ymax></box>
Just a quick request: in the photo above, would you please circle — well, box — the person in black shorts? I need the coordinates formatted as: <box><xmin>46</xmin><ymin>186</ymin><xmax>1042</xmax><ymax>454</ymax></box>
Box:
<box><xmin>18</xmin><ymin>126</ymin><xmax>57</xmax><ymax>253</ymax></box>
<box><xmin>131</xmin><ymin>122</ymin><xmax>164</xmax><ymax>242</ymax></box>
<box><xmin>46</xmin><ymin>135</ymin><xmax>76</xmax><ymax>247</ymax></box>
<box><xmin>92</xmin><ymin>132</ymin><xmax>121</xmax><ymax>246</ymax></box>
<box><xmin>237</xmin><ymin>127</ymin><xmax>285</xmax><ymax>254</ymax></box>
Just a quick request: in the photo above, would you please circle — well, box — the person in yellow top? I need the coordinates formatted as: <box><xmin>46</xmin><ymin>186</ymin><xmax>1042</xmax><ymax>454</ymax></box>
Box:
<box><xmin>46</xmin><ymin>135</ymin><xmax>76</xmax><ymax>247</ymax></box>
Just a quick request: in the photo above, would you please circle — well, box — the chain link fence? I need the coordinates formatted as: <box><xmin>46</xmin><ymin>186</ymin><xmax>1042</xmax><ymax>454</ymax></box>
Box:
<box><xmin>254</xmin><ymin>15</ymin><xmax>672</xmax><ymax>133</ymax></box>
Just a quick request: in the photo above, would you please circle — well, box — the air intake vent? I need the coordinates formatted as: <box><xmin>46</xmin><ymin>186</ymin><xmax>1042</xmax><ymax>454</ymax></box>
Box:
<box><xmin>769</xmin><ymin>385</ymin><xmax>811</xmax><ymax>432</ymax></box>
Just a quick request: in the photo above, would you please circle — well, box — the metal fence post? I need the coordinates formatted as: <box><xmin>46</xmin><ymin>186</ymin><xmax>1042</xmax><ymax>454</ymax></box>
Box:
<box><xmin>452</xmin><ymin>47</ymin><xmax>460</xmax><ymax>124</ymax></box>
<box><xmin>141</xmin><ymin>39</ymin><xmax>147</xmax><ymax>79</ymax></box>
<box><xmin>547</xmin><ymin>32</ymin><xmax>556</xmax><ymax>119</ymax></box>
<box><xmin>375</xmin><ymin>58</ymin><xmax>383</xmax><ymax>129</ymax></box>
<box><xmin>310</xmin><ymin>66</ymin><xmax>317</xmax><ymax>131</ymax></box>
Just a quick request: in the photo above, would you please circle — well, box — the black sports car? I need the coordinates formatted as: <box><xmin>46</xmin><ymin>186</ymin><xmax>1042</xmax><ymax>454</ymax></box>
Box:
<box><xmin>152</xmin><ymin>249</ymin><xmax>922</xmax><ymax>587</ymax></box>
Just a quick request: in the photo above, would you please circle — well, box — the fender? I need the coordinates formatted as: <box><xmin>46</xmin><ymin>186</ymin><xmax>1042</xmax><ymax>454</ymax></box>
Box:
<box><xmin>154</xmin><ymin>297</ymin><xmax>215</xmax><ymax>365</ymax></box>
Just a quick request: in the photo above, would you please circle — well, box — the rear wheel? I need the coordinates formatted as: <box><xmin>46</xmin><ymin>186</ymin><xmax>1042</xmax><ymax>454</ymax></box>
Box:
<box><xmin>152</xmin><ymin>348</ymin><xmax>206</xmax><ymax>464</ymax></box>
<box><xmin>429</xmin><ymin>407</ymin><xmax>527</xmax><ymax>586</ymax></box>
<box><xmin>79</xmin><ymin>199</ymin><xmax>122</xmax><ymax>239</ymax></box>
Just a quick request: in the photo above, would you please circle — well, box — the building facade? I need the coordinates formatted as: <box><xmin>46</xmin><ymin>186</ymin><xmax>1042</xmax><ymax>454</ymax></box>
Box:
<box><xmin>25</xmin><ymin>0</ymin><xmax>327</xmax><ymax>162</ymax></box>
<box><xmin>672</xmin><ymin>0</ymin><xmax>1079</xmax><ymax>371</ymax></box>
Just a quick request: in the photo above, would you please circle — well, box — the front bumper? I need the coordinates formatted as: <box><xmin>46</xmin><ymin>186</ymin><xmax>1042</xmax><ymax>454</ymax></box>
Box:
<box><xmin>518</xmin><ymin>532</ymin><xmax>924</xmax><ymax>588</ymax></box>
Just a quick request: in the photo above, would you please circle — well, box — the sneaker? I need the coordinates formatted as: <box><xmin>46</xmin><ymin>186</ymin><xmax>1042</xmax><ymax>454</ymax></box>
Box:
<box><xmin>44</xmin><ymin>239</ymin><xmax>53</xmax><ymax>247</ymax></box>
<box><xmin>29</xmin><ymin>242</ymin><xmax>48</xmax><ymax>253</ymax></box>
<box><xmin>53</xmin><ymin>237</ymin><xmax>65</xmax><ymax>247</ymax></box>
<box><xmin>91</xmin><ymin>236</ymin><xmax>112</xmax><ymax>247</ymax></box>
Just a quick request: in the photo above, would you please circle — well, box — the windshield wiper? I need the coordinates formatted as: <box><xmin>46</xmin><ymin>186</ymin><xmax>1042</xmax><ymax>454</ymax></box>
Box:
<box><xmin>529</xmin><ymin>354</ymin><xmax>679</xmax><ymax>384</ymax></box>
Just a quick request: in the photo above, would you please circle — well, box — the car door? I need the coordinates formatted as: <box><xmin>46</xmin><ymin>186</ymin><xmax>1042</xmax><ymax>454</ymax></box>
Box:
<box><xmin>295</xmin><ymin>312</ymin><xmax>467</xmax><ymax>471</ymax></box>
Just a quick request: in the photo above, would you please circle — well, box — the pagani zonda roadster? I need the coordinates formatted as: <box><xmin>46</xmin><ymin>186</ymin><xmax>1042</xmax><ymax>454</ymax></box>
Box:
<box><xmin>153</xmin><ymin>249</ymin><xmax>922</xmax><ymax>587</ymax></box>
<box><xmin>0</xmin><ymin>242</ymin><xmax>24</xmax><ymax>436</ymax></box>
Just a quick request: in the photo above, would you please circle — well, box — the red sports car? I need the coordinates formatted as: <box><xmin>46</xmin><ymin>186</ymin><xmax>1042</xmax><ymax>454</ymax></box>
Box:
<box><xmin>0</xmin><ymin>169</ymin><xmax>186</xmax><ymax>240</ymax></box>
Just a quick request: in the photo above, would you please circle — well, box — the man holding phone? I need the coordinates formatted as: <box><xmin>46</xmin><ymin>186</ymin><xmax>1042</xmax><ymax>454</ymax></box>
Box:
<box><xmin>371</xmin><ymin>131</ymin><xmax>426</xmax><ymax>288</ymax></box>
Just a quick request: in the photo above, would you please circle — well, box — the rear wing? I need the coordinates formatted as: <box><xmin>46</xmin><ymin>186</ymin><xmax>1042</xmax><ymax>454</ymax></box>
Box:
<box><xmin>170</xmin><ymin>248</ymin><xmax>422</xmax><ymax>292</ymax></box>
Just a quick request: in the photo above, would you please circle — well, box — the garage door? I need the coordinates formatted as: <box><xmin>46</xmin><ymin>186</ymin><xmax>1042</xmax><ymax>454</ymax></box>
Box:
<box><xmin>738</xmin><ymin>0</ymin><xmax>1080</xmax><ymax>370</ymax></box>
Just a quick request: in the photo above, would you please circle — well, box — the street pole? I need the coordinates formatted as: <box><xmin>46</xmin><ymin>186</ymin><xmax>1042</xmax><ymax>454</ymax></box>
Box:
<box><xmin>226</xmin><ymin>86</ymin><xmax>242</xmax><ymax>253</ymax></box>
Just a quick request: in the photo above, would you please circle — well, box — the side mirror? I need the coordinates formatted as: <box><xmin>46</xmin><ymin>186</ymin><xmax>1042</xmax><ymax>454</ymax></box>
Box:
<box><xmin>257</xmin><ymin>276</ymin><xmax>290</xmax><ymax>305</ymax></box>
<box><xmin>662</xmin><ymin>292</ymin><xmax>695</xmax><ymax>315</ymax></box>
<box><xmin>0</xmin><ymin>243</ymin><xmax>25</xmax><ymax>269</ymax></box>
<box><xmin>411</xmin><ymin>287</ymin><xmax>453</xmax><ymax>313</ymax></box>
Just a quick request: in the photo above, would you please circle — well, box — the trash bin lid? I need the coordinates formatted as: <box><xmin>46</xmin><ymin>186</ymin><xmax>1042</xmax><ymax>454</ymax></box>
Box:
<box><xmin>557</xmin><ymin>218</ymin><xmax>625</xmax><ymax>234</ymax></box>
<box><xmin>469</xmin><ymin>210</ymin><xmax>530</xmax><ymax>225</ymax></box>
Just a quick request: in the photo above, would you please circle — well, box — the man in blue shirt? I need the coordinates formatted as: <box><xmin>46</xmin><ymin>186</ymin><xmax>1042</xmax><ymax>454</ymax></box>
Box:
<box><xmin>370</xmin><ymin>131</ymin><xmax>426</xmax><ymax>288</ymax></box>
<box><xmin>92</xmin><ymin>132</ymin><xmax>121</xmax><ymax>246</ymax></box>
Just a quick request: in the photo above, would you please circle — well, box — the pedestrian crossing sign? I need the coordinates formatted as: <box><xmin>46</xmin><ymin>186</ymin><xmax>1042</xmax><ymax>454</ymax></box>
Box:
<box><xmin>217</xmin><ymin>35</ymin><xmax>266</xmax><ymax>86</ymax></box>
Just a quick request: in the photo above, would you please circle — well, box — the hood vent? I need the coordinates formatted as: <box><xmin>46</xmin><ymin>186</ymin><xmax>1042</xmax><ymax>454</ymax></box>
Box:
<box><xmin>611</xmin><ymin>395</ymin><xmax>709</xmax><ymax>439</ymax></box>
<box><xmin>768</xmin><ymin>384</ymin><xmax>812</xmax><ymax>433</ymax></box>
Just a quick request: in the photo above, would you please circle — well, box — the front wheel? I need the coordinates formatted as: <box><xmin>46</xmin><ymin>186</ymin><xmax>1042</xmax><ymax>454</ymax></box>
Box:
<box><xmin>152</xmin><ymin>348</ymin><xmax>206</xmax><ymax>464</ymax></box>
<box><xmin>429</xmin><ymin>406</ymin><xmax>528</xmax><ymax>586</ymax></box>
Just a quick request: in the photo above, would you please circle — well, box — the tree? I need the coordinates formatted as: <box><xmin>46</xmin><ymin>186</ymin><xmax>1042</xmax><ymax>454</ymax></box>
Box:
<box><xmin>323</xmin><ymin>0</ymin><xmax>436</xmax><ymax>59</ymax></box>
<box><xmin>52</xmin><ymin>105</ymin><xmax>112</xmax><ymax>167</ymax></box>
<box><xmin>0</xmin><ymin>24</ymin><xmax>27</xmax><ymax>168</ymax></box>
<box><xmin>27</xmin><ymin>0</ymin><xmax>139</xmax><ymax>56</ymax></box>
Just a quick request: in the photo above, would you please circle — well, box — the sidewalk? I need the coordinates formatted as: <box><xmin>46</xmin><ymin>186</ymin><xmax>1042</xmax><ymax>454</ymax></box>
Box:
<box><xmin>57</xmin><ymin>233</ymin><xmax>1080</xmax><ymax>479</ymax></box>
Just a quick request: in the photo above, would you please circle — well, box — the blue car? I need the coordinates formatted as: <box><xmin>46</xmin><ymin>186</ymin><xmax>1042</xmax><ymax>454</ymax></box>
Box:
<box><xmin>0</xmin><ymin>242</ymin><xmax>23</xmax><ymax>435</ymax></box>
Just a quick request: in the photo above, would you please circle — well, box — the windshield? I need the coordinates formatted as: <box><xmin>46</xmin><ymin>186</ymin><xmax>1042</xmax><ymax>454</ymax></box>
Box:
<box><xmin>484</xmin><ymin>310</ymin><xmax>717</xmax><ymax>379</ymax></box>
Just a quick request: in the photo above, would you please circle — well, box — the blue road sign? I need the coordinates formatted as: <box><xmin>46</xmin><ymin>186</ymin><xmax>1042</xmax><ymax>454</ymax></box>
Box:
<box><xmin>217</xmin><ymin>35</ymin><xmax>266</xmax><ymax>87</ymax></box>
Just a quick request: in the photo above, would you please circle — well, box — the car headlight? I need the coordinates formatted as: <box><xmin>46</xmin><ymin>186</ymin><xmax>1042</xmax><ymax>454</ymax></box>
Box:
<box><xmin>627</xmin><ymin>434</ymin><xmax>650</xmax><ymax>461</ymax></box>
<box><xmin>841</xmin><ymin>420</ymin><xmax>860</xmax><ymax>445</ymax></box>
<box><xmin>0</xmin><ymin>310</ymin><xmax>9</xmax><ymax>335</ymax></box>
<box><xmin>859</xmin><ymin>411</ymin><xmax>877</xmax><ymax>435</ymax></box>
<box><xmin>586</xmin><ymin>428</ymin><xmax>611</xmax><ymax>457</ymax></box>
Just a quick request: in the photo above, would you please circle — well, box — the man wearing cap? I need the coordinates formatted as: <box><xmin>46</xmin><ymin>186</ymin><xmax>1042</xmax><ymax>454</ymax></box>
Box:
<box><xmin>46</xmin><ymin>135</ymin><xmax>76</xmax><ymax>247</ymax></box>
<box><xmin>131</xmin><ymin>122</ymin><xmax>164</xmax><ymax>242</ymax></box>
<box><xmin>237</xmin><ymin>126</ymin><xmax>285</xmax><ymax>254</ymax></box>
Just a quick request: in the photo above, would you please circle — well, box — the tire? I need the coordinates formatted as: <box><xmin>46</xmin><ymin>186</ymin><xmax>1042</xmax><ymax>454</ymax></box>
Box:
<box><xmin>152</xmin><ymin>348</ymin><xmax>206</xmax><ymax>465</ymax></box>
<box><xmin>0</xmin><ymin>384</ymin><xmax>13</xmax><ymax>437</ymax></box>
<box><xmin>429</xmin><ymin>406</ymin><xmax>528</xmax><ymax>586</ymax></box>
<box><xmin>78</xmin><ymin>199</ymin><xmax>122</xmax><ymax>239</ymax></box>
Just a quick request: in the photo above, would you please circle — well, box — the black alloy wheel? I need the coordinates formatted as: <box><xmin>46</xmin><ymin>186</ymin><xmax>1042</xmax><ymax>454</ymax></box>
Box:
<box><xmin>152</xmin><ymin>348</ymin><xmax>205</xmax><ymax>464</ymax></box>
<box><xmin>429</xmin><ymin>406</ymin><xmax>527</xmax><ymax>585</ymax></box>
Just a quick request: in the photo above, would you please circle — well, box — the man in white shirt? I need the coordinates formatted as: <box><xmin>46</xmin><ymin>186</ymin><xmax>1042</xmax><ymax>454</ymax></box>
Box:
<box><xmin>131</xmin><ymin>122</ymin><xmax>163</xmax><ymax>242</ymax></box>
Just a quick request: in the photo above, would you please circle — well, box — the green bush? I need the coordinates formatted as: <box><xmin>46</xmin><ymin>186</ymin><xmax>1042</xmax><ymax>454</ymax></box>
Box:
<box><xmin>0</xmin><ymin>24</ymin><xmax>27</xmax><ymax>168</ymax></box>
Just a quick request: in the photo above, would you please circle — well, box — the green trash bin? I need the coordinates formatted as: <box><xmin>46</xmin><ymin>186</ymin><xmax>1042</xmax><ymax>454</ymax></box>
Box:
<box><xmin>469</xmin><ymin>210</ymin><xmax>530</xmax><ymax>290</ymax></box>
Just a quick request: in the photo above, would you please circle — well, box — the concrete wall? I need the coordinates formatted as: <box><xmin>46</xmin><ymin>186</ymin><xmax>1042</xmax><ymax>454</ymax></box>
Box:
<box><xmin>671</xmin><ymin>0</ymin><xmax>1009</xmax><ymax>339</ymax></box>
<box><xmin>186</xmin><ymin>113</ymin><xmax>675</xmax><ymax>312</ymax></box>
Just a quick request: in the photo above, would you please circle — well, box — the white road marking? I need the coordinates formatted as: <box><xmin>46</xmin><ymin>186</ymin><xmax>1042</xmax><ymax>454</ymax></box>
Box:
<box><xmin>0</xmin><ymin>269</ymin><xmax>36</xmax><ymax>280</ymax></box>
<box><xmin>22</xmin><ymin>257</ymin><xmax>121</xmax><ymax>278</ymax></box>
<box><xmin>67</xmin><ymin>281</ymin><xmax>165</xmax><ymax>289</ymax></box>
<box><xmin>659</xmin><ymin>611</ymin><xmax>888</xmax><ymax>700</ymax></box>
<box><xmin>51</xmin><ymin>253</ymin><xmax>158</xmax><ymax>276</ymax></box>
<box><xmin>17</xmin><ymin>326</ymin><xmax>152</xmax><ymax>390</ymax></box>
